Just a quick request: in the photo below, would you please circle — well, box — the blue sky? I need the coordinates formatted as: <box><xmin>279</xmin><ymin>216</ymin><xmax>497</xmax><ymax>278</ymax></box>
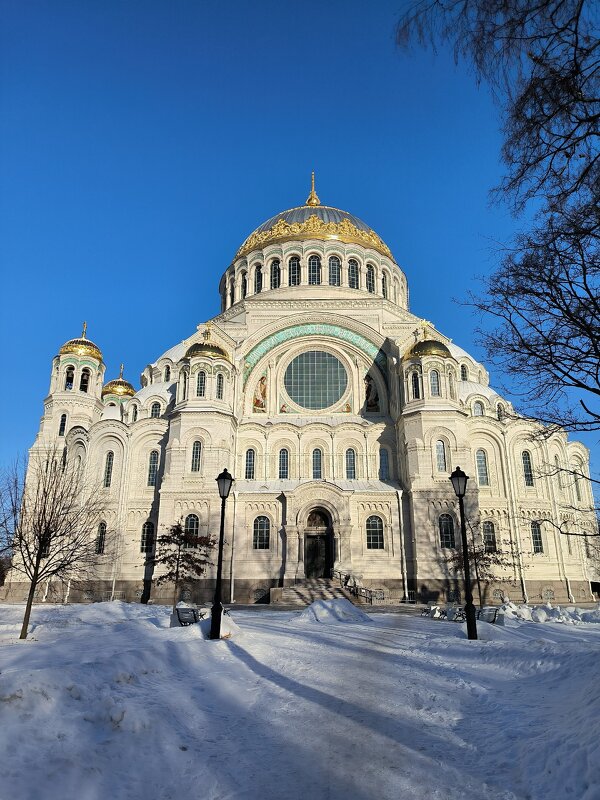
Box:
<box><xmin>1</xmin><ymin>0</ymin><xmax>596</xmax><ymax>470</ymax></box>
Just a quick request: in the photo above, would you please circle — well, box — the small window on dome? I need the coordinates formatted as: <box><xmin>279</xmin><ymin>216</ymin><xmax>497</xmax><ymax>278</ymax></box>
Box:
<box><xmin>254</xmin><ymin>265</ymin><xmax>263</xmax><ymax>294</ymax></box>
<box><xmin>366</xmin><ymin>265</ymin><xmax>375</xmax><ymax>293</ymax></box>
<box><xmin>151</xmin><ymin>402</ymin><xmax>161</xmax><ymax>418</ymax></box>
<box><xmin>241</xmin><ymin>272</ymin><xmax>247</xmax><ymax>298</ymax></box>
<box><xmin>461</xmin><ymin>364</ymin><xmax>468</xmax><ymax>381</ymax></box>
<box><xmin>430</xmin><ymin>370</ymin><xmax>441</xmax><ymax>397</ymax></box>
<box><xmin>229</xmin><ymin>280</ymin><xmax>234</xmax><ymax>306</ymax></box>
<box><xmin>131</xmin><ymin>405</ymin><xmax>138</xmax><ymax>422</ymax></box>
<box><xmin>164</xmin><ymin>365</ymin><xmax>171</xmax><ymax>382</ymax></box>
<box><xmin>329</xmin><ymin>256</ymin><xmax>341</xmax><ymax>286</ymax></box>
<box><xmin>308</xmin><ymin>255</ymin><xmax>321</xmax><ymax>285</ymax></box>
<box><xmin>270</xmin><ymin>259</ymin><xmax>281</xmax><ymax>289</ymax></box>
<box><xmin>411</xmin><ymin>372</ymin><xmax>420</xmax><ymax>400</ymax></box>
<box><xmin>382</xmin><ymin>273</ymin><xmax>388</xmax><ymax>299</ymax></box>
<box><xmin>348</xmin><ymin>259</ymin><xmax>359</xmax><ymax>289</ymax></box>
<box><xmin>473</xmin><ymin>401</ymin><xmax>484</xmax><ymax>416</ymax></box>
<box><xmin>288</xmin><ymin>257</ymin><xmax>300</xmax><ymax>286</ymax></box>
<box><xmin>216</xmin><ymin>373</ymin><xmax>224</xmax><ymax>400</ymax></box>
<box><xmin>197</xmin><ymin>371</ymin><xmax>206</xmax><ymax>398</ymax></box>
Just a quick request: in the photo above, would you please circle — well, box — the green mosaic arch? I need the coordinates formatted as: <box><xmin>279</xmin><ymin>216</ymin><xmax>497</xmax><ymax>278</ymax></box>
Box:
<box><xmin>243</xmin><ymin>323</ymin><xmax>387</xmax><ymax>384</ymax></box>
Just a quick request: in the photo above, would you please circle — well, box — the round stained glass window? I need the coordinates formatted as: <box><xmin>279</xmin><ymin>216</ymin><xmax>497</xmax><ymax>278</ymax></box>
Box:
<box><xmin>284</xmin><ymin>351</ymin><xmax>348</xmax><ymax>410</ymax></box>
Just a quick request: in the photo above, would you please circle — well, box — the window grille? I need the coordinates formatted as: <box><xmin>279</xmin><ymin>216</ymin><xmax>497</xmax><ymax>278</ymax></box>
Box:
<box><xmin>328</xmin><ymin>256</ymin><xmax>341</xmax><ymax>286</ymax></box>
<box><xmin>460</xmin><ymin>364</ymin><xmax>468</xmax><ymax>381</ymax></box>
<box><xmin>103</xmin><ymin>451</ymin><xmax>114</xmax><ymax>488</ymax></box>
<box><xmin>439</xmin><ymin>514</ymin><xmax>455</xmax><ymax>548</ymax></box>
<box><xmin>476</xmin><ymin>449</ymin><xmax>490</xmax><ymax>486</ymax></box>
<box><xmin>254</xmin><ymin>265</ymin><xmax>263</xmax><ymax>293</ymax></box>
<box><xmin>312</xmin><ymin>448</ymin><xmax>323</xmax><ymax>479</ymax></box>
<box><xmin>216</xmin><ymin>373</ymin><xmax>224</xmax><ymax>400</ymax></box>
<box><xmin>245</xmin><ymin>448</ymin><xmax>255</xmax><ymax>480</ymax></box>
<box><xmin>522</xmin><ymin>451</ymin><xmax>534</xmax><ymax>486</ymax></box>
<box><xmin>147</xmin><ymin>450</ymin><xmax>159</xmax><ymax>486</ymax></box>
<box><xmin>366</xmin><ymin>264</ymin><xmax>375</xmax><ymax>293</ymax></box>
<box><xmin>430</xmin><ymin>370</ymin><xmax>440</xmax><ymax>397</ymax></box>
<box><xmin>191</xmin><ymin>441</ymin><xmax>202</xmax><ymax>472</ymax></box>
<box><xmin>253</xmin><ymin>516</ymin><xmax>270</xmax><ymax>549</ymax></box>
<box><xmin>366</xmin><ymin>516</ymin><xmax>384</xmax><ymax>549</ymax></box>
<box><xmin>348</xmin><ymin>259</ymin><xmax>359</xmax><ymax>289</ymax></box>
<box><xmin>345</xmin><ymin>448</ymin><xmax>356</xmax><ymax>479</ymax></box>
<box><xmin>288</xmin><ymin>257</ymin><xmax>300</xmax><ymax>286</ymax></box>
<box><xmin>278</xmin><ymin>448</ymin><xmax>289</xmax><ymax>480</ymax></box>
<box><xmin>184</xmin><ymin>514</ymin><xmax>199</xmax><ymax>548</ymax></box>
<box><xmin>197</xmin><ymin>371</ymin><xmax>206</xmax><ymax>397</ymax></box>
<box><xmin>436</xmin><ymin>440</ymin><xmax>447</xmax><ymax>472</ymax></box>
<box><xmin>270</xmin><ymin>259</ymin><xmax>281</xmax><ymax>289</ymax></box>
<box><xmin>483</xmin><ymin>520</ymin><xmax>496</xmax><ymax>552</ymax></box>
<box><xmin>140</xmin><ymin>521</ymin><xmax>154</xmax><ymax>553</ymax></box>
<box><xmin>531</xmin><ymin>521</ymin><xmax>543</xmax><ymax>553</ymax></box>
<box><xmin>151</xmin><ymin>402</ymin><xmax>161</xmax><ymax>418</ymax></box>
<box><xmin>308</xmin><ymin>255</ymin><xmax>321</xmax><ymax>285</ymax></box>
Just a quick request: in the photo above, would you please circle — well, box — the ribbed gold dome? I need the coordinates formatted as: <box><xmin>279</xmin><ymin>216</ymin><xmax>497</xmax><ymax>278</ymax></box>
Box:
<box><xmin>102</xmin><ymin>364</ymin><xmax>135</xmax><ymax>398</ymax></box>
<box><xmin>404</xmin><ymin>339</ymin><xmax>452</xmax><ymax>360</ymax></box>
<box><xmin>59</xmin><ymin>322</ymin><xmax>102</xmax><ymax>361</ymax></box>
<box><xmin>185</xmin><ymin>341</ymin><xmax>230</xmax><ymax>361</ymax></box>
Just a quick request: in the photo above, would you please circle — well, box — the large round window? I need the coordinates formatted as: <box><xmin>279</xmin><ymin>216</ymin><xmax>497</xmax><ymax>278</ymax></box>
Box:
<box><xmin>284</xmin><ymin>351</ymin><xmax>348</xmax><ymax>410</ymax></box>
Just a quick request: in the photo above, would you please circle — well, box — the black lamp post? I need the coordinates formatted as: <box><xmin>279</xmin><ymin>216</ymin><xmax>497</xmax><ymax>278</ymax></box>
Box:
<box><xmin>449</xmin><ymin>466</ymin><xmax>478</xmax><ymax>641</ymax></box>
<box><xmin>210</xmin><ymin>468</ymin><xmax>234</xmax><ymax>640</ymax></box>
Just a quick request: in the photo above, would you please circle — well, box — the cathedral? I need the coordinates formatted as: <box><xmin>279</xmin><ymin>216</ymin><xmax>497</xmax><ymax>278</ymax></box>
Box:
<box><xmin>13</xmin><ymin>177</ymin><xmax>596</xmax><ymax>605</ymax></box>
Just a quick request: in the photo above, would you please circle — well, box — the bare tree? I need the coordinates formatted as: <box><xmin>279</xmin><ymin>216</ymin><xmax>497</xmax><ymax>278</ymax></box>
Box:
<box><xmin>397</xmin><ymin>1</ymin><xmax>600</xmax><ymax>434</ymax></box>
<box><xmin>0</xmin><ymin>448</ymin><xmax>109</xmax><ymax>639</ymax></box>
<box><xmin>151</xmin><ymin>520</ymin><xmax>214</xmax><ymax>613</ymax></box>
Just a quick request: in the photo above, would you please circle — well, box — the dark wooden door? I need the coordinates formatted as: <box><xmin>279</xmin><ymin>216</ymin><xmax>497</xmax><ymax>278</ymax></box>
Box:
<box><xmin>305</xmin><ymin>534</ymin><xmax>327</xmax><ymax>578</ymax></box>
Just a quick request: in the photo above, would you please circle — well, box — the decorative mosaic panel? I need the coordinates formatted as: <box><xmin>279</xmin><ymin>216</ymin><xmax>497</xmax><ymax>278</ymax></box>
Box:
<box><xmin>243</xmin><ymin>323</ymin><xmax>387</xmax><ymax>384</ymax></box>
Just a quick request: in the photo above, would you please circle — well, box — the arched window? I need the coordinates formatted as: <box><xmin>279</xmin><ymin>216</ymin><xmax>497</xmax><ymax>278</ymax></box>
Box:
<box><xmin>345</xmin><ymin>448</ymin><xmax>356</xmax><ymax>479</ymax></box>
<box><xmin>79</xmin><ymin>368</ymin><xmax>91</xmax><ymax>393</ymax></box>
<box><xmin>366</xmin><ymin>515</ymin><xmax>384</xmax><ymax>549</ymax></box>
<box><xmin>147</xmin><ymin>450</ymin><xmax>159</xmax><ymax>486</ymax></box>
<box><xmin>103</xmin><ymin>451</ymin><xmax>114</xmax><ymax>488</ymax></box>
<box><xmin>348</xmin><ymin>258</ymin><xmax>359</xmax><ymax>289</ymax></box>
<box><xmin>574</xmin><ymin>464</ymin><xmax>582</xmax><ymax>502</ymax></box>
<box><xmin>184</xmin><ymin>514</ymin><xmax>199</xmax><ymax>548</ymax></box>
<box><xmin>182</xmin><ymin>370</ymin><xmax>188</xmax><ymax>400</ymax></box>
<box><xmin>473</xmin><ymin>401</ymin><xmax>484</xmax><ymax>416</ymax></box>
<box><xmin>497</xmin><ymin>404</ymin><xmax>504</xmax><ymax>420</ymax></box>
<box><xmin>253</xmin><ymin>516</ymin><xmax>270</xmax><ymax>550</ymax></box>
<box><xmin>483</xmin><ymin>521</ymin><xmax>497</xmax><ymax>553</ymax></box>
<box><xmin>58</xmin><ymin>414</ymin><xmax>67</xmax><ymax>437</ymax></box>
<box><xmin>216</xmin><ymin>373</ymin><xmax>224</xmax><ymax>400</ymax></box>
<box><xmin>241</xmin><ymin>272</ymin><xmax>247</xmax><ymax>298</ymax></box>
<box><xmin>270</xmin><ymin>259</ymin><xmax>281</xmax><ymax>289</ymax></box>
<box><xmin>328</xmin><ymin>256</ymin><xmax>341</xmax><ymax>286</ymax></box>
<box><xmin>308</xmin><ymin>255</ymin><xmax>321</xmax><ymax>285</ymax></box>
<box><xmin>96</xmin><ymin>522</ymin><xmax>106</xmax><ymax>555</ymax></box>
<box><xmin>278</xmin><ymin>448</ymin><xmax>289</xmax><ymax>480</ymax></box>
<box><xmin>381</xmin><ymin>272</ymin><xmax>388</xmax><ymax>299</ymax></box>
<box><xmin>229</xmin><ymin>280</ymin><xmax>234</xmax><ymax>306</ymax></box>
<box><xmin>531</xmin><ymin>521</ymin><xmax>543</xmax><ymax>553</ymax></box>
<box><xmin>245</xmin><ymin>448</ymin><xmax>255</xmax><ymax>480</ymax></box>
<box><xmin>439</xmin><ymin>514</ymin><xmax>455</xmax><ymax>548</ymax></box>
<box><xmin>131</xmin><ymin>405</ymin><xmax>138</xmax><ymax>422</ymax></box>
<box><xmin>254</xmin><ymin>265</ymin><xmax>263</xmax><ymax>294</ymax></box>
<box><xmin>191</xmin><ymin>440</ymin><xmax>202</xmax><ymax>472</ymax></box>
<box><xmin>379</xmin><ymin>448</ymin><xmax>390</xmax><ymax>480</ymax></box>
<box><xmin>430</xmin><ymin>370</ymin><xmax>440</xmax><ymax>397</ymax></box>
<box><xmin>312</xmin><ymin>448</ymin><xmax>323</xmax><ymax>479</ymax></box>
<box><xmin>476</xmin><ymin>449</ymin><xmax>490</xmax><ymax>486</ymax></box>
<box><xmin>151</xmin><ymin>402</ymin><xmax>161</xmax><ymax>418</ymax></box>
<box><xmin>366</xmin><ymin>264</ymin><xmax>375</xmax><ymax>293</ymax></box>
<box><xmin>65</xmin><ymin>366</ymin><xmax>75</xmax><ymax>391</ymax></box>
<box><xmin>436</xmin><ymin>440</ymin><xmax>447</xmax><ymax>472</ymax></box>
<box><xmin>141</xmin><ymin>521</ymin><xmax>154</xmax><ymax>553</ymax></box>
<box><xmin>448</xmin><ymin>371</ymin><xmax>456</xmax><ymax>400</ymax></box>
<box><xmin>411</xmin><ymin>371</ymin><xmax>420</xmax><ymax>400</ymax></box>
<box><xmin>62</xmin><ymin>446</ymin><xmax>67</xmax><ymax>471</ymax></box>
<box><xmin>522</xmin><ymin>451</ymin><xmax>534</xmax><ymax>486</ymax></box>
<box><xmin>164</xmin><ymin>365</ymin><xmax>171</xmax><ymax>382</ymax></box>
<box><xmin>196</xmin><ymin>371</ymin><xmax>206</xmax><ymax>398</ymax></box>
<box><xmin>460</xmin><ymin>364</ymin><xmax>468</xmax><ymax>381</ymax></box>
<box><xmin>554</xmin><ymin>455</ymin><xmax>563</xmax><ymax>489</ymax></box>
<box><xmin>288</xmin><ymin>256</ymin><xmax>300</xmax><ymax>286</ymax></box>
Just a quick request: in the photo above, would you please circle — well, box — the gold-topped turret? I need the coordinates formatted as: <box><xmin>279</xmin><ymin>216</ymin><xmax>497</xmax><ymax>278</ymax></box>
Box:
<box><xmin>102</xmin><ymin>363</ymin><xmax>136</xmax><ymax>398</ymax></box>
<box><xmin>305</xmin><ymin>171</ymin><xmax>320</xmax><ymax>206</ymax></box>
<box><xmin>59</xmin><ymin>322</ymin><xmax>103</xmax><ymax>360</ymax></box>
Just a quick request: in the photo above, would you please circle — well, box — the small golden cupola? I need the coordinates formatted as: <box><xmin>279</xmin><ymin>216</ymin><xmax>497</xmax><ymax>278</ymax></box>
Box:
<box><xmin>59</xmin><ymin>322</ymin><xmax>103</xmax><ymax>361</ymax></box>
<box><xmin>185</xmin><ymin>325</ymin><xmax>231</xmax><ymax>362</ymax></box>
<box><xmin>102</xmin><ymin>364</ymin><xmax>136</xmax><ymax>399</ymax></box>
<box><xmin>404</xmin><ymin>339</ymin><xmax>452</xmax><ymax>360</ymax></box>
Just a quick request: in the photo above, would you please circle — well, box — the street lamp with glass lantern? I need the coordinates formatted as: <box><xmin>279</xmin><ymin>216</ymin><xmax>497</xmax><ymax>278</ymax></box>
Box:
<box><xmin>210</xmin><ymin>468</ymin><xmax>234</xmax><ymax>640</ymax></box>
<box><xmin>449</xmin><ymin>466</ymin><xmax>478</xmax><ymax>640</ymax></box>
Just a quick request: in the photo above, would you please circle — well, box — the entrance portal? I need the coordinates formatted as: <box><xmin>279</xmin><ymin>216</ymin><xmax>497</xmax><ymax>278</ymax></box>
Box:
<box><xmin>304</xmin><ymin>509</ymin><xmax>333</xmax><ymax>579</ymax></box>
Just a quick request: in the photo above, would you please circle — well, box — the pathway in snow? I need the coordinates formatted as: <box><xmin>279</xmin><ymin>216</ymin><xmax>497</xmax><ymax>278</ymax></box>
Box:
<box><xmin>0</xmin><ymin>602</ymin><xmax>598</xmax><ymax>800</ymax></box>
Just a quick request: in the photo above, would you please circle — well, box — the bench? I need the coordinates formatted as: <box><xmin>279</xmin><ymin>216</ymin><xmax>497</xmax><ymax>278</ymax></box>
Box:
<box><xmin>175</xmin><ymin>607</ymin><xmax>207</xmax><ymax>626</ymax></box>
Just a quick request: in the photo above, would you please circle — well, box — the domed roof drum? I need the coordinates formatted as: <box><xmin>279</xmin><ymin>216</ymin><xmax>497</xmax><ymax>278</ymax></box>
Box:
<box><xmin>59</xmin><ymin>323</ymin><xmax>102</xmax><ymax>361</ymax></box>
<box><xmin>102</xmin><ymin>365</ymin><xmax>135</xmax><ymax>398</ymax></box>
<box><xmin>404</xmin><ymin>339</ymin><xmax>452</xmax><ymax>360</ymax></box>
<box><xmin>235</xmin><ymin>175</ymin><xmax>393</xmax><ymax>261</ymax></box>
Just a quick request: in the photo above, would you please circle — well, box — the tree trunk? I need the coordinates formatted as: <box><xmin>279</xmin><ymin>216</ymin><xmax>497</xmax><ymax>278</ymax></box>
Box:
<box><xmin>20</xmin><ymin>562</ymin><xmax>40</xmax><ymax>640</ymax></box>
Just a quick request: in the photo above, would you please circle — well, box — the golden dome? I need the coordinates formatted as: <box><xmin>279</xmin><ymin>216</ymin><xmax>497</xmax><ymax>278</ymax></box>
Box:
<box><xmin>102</xmin><ymin>364</ymin><xmax>135</xmax><ymax>398</ymax></box>
<box><xmin>234</xmin><ymin>175</ymin><xmax>393</xmax><ymax>261</ymax></box>
<box><xmin>404</xmin><ymin>339</ymin><xmax>452</xmax><ymax>360</ymax></box>
<box><xmin>185</xmin><ymin>341</ymin><xmax>230</xmax><ymax>361</ymax></box>
<box><xmin>59</xmin><ymin>322</ymin><xmax>102</xmax><ymax>361</ymax></box>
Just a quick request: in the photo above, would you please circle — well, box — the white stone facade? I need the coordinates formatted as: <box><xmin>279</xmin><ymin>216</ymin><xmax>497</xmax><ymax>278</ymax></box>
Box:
<box><xmin>11</xmin><ymin>193</ymin><xmax>597</xmax><ymax>605</ymax></box>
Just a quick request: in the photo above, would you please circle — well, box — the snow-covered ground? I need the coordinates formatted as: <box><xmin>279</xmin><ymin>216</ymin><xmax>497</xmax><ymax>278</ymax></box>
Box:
<box><xmin>1</xmin><ymin>600</ymin><xmax>599</xmax><ymax>800</ymax></box>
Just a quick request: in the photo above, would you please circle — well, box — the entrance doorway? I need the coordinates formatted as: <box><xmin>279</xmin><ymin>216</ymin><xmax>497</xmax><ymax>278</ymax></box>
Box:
<box><xmin>304</xmin><ymin>508</ymin><xmax>333</xmax><ymax>579</ymax></box>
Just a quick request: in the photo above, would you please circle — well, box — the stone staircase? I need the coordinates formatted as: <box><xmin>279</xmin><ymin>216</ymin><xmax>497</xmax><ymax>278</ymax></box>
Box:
<box><xmin>270</xmin><ymin>579</ymin><xmax>356</xmax><ymax>606</ymax></box>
